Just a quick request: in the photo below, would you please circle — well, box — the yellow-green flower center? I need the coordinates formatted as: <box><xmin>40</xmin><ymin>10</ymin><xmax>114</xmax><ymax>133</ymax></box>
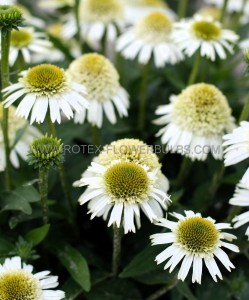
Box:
<box><xmin>172</xmin><ymin>83</ymin><xmax>232</xmax><ymax>136</ymax></box>
<box><xmin>80</xmin><ymin>0</ymin><xmax>123</xmax><ymax>23</ymax></box>
<box><xmin>191</xmin><ymin>20</ymin><xmax>221</xmax><ymax>41</ymax></box>
<box><xmin>98</xmin><ymin>138</ymin><xmax>160</xmax><ymax>170</ymax></box>
<box><xmin>0</xmin><ymin>269</ymin><xmax>40</xmax><ymax>300</ymax></box>
<box><xmin>11</xmin><ymin>29</ymin><xmax>33</xmax><ymax>48</ymax></box>
<box><xmin>135</xmin><ymin>12</ymin><xmax>172</xmax><ymax>43</ymax></box>
<box><xmin>24</xmin><ymin>64</ymin><xmax>68</xmax><ymax>96</ymax></box>
<box><xmin>68</xmin><ymin>53</ymin><xmax>119</xmax><ymax>103</ymax></box>
<box><xmin>104</xmin><ymin>162</ymin><xmax>149</xmax><ymax>203</ymax></box>
<box><xmin>176</xmin><ymin>216</ymin><xmax>219</xmax><ymax>254</ymax></box>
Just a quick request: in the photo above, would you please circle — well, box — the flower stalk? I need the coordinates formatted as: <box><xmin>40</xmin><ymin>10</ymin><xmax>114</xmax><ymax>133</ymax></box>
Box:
<box><xmin>188</xmin><ymin>51</ymin><xmax>201</xmax><ymax>85</ymax></box>
<box><xmin>39</xmin><ymin>167</ymin><xmax>49</xmax><ymax>224</ymax></box>
<box><xmin>112</xmin><ymin>225</ymin><xmax>123</xmax><ymax>277</ymax></box>
<box><xmin>178</xmin><ymin>0</ymin><xmax>188</xmax><ymax>19</ymax></box>
<box><xmin>1</xmin><ymin>29</ymin><xmax>11</xmax><ymax>190</ymax></box>
<box><xmin>220</xmin><ymin>0</ymin><xmax>228</xmax><ymax>22</ymax></box>
<box><xmin>47</xmin><ymin>117</ymin><xmax>75</xmax><ymax>215</ymax></box>
<box><xmin>138</xmin><ymin>61</ymin><xmax>150</xmax><ymax>132</ymax></box>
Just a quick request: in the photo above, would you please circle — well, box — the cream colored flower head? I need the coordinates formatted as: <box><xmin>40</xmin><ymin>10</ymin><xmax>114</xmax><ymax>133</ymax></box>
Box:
<box><xmin>174</xmin><ymin>15</ymin><xmax>238</xmax><ymax>61</ymax></box>
<box><xmin>3</xmin><ymin>63</ymin><xmax>89</xmax><ymax>124</ymax></box>
<box><xmin>223</xmin><ymin>121</ymin><xmax>249</xmax><ymax>186</ymax></box>
<box><xmin>151</xmin><ymin>211</ymin><xmax>239</xmax><ymax>284</ymax></box>
<box><xmin>122</xmin><ymin>0</ymin><xmax>176</xmax><ymax>25</ymax></box>
<box><xmin>39</xmin><ymin>0</ymin><xmax>74</xmax><ymax>10</ymax></box>
<box><xmin>229</xmin><ymin>181</ymin><xmax>249</xmax><ymax>239</ymax></box>
<box><xmin>79</xmin><ymin>0</ymin><xmax>124</xmax><ymax>43</ymax></box>
<box><xmin>197</xmin><ymin>6</ymin><xmax>221</xmax><ymax>21</ymax></box>
<box><xmin>0</xmin><ymin>104</ymin><xmax>41</xmax><ymax>171</ymax></box>
<box><xmin>0</xmin><ymin>256</ymin><xmax>65</xmax><ymax>299</ymax></box>
<box><xmin>8</xmin><ymin>27</ymin><xmax>52</xmax><ymax>66</ymax></box>
<box><xmin>97</xmin><ymin>138</ymin><xmax>161</xmax><ymax>171</ymax></box>
<box><xmin>117</xmin><ymin>11</ymin><xmax>183</xmax><ymax>67</ymax></box>
<box><xmin>67</xmin><ymin>53</ymin><xmax>129</xmax><ymax>128</ymax></box>
<box><xmin>74</xmin><ymin>160</ymin><xmax>170</xmax><ymax>234</ymax></box>
<box><xmin>154</xmin><ymin>83</ymin><xmax>235</xmax><ymax>161</ymax></box>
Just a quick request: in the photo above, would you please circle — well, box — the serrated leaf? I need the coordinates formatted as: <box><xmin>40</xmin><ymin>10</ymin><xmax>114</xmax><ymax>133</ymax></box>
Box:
<box><xmin>58</xmin><ymin>244</ymin><xmax>91</xmax><ymax>292</ymax></box>
<box><xmin>25</xmin><ymin>224</ymin><xmax>50</xmax><ymax>246</ymax></box>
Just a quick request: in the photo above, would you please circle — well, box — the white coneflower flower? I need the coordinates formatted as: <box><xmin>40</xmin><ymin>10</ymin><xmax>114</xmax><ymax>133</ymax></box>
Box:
<box><xmin>197</xmin><ymin>6</ymin><xmax>221</xmax><ymax>21</ymax></box>
<box><xmin>74</xmin><ymin>160</ymin><xmax>170</xmax><ymax>234</ymax></box>
<box><xmin>0</xmin><ymin>105</ymin><xmax>41</xmax><ymax>171</ymax></box>
<box><xmin>229</xmin><ymin>182</ymin><xmax>249</xmax><ymax>239</ymax></box>
<box><xmin>17</xmin><ymin>4</ymin><xmax>45</xmax><ymax>28</ymax></box>
<box><xmin>117</xmin><ymin>11</ymin><xmax>183</xmax><ymax>67</ymax></box>
<box><xmin>3</xmin><ymin>63</ymin><xmax>89</xmax><ymax>124</ymax></box>
<box><xmin>122</xmin><ymin>0</ymin><xmax>176</xmax><ymax>25</ymax></box>
<box><xmin>240</xmin><ymin>39</ymin><xmax>249</xmax><ymax>50</ymax></box>
<box><xmin>0</xmin><ymin>256</ymin><xmax>65</xmax><ymax>299</ymax></box>
<box><xmin>205</xmin><ymin>0</ymin><xmax>249</xmax><ymax>14</ymax></box>
<box><xmin>97</xmin><ymin>138</ymin><xmax>169</xmax><ymax>188</ymax></box>
<box><xmin>154</xmin><ymin>83</ymin><xmax>235</xmax><ymax>161</ymax></box>
<box><xmin>6</xmin><ymin>27</ymin><xmax>52</xmax><ymax>66</ymax></box>
<box><xmin>98</xmin><ymin>138</ymin><xmax>161</xmax><ymax>171</ymax></box>
<box><xmin>223</xmin><ymin>121</ymin><xmax>249</xmax><ymax>186</ymax></box>
<box><xmin>38</xmin><ymin>0</ymin><xmax>74</xmax><ymax>10</ymax></box>
<box><xmin>67</xmin><ymin>53</ymin><xmax>129</xmax><ymax>128</ymax></box>
<box><xmin>80</xmin><ymin>0</ymin><xmax>124</xmax><ymax>43</ymax></box>
<box><xmin>151</xmin><ymin>211</ymin><xmax>239</xmax><ymax>284</ymax></box>
<box><xmin>0</xmin><ymin>0</ymin><xmax>15</xmax><ymax>4</ymax></box>
<box><xmin>173</xmin><ymin>15</ymin><xmax>238</xmax><ymax>61</ymax></box>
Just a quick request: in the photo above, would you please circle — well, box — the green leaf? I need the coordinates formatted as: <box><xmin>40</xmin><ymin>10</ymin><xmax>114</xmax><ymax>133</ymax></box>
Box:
<box><xmin>176</xmin><ymin>281</ymin><xmax>197</xmax><ymax>300</ymax></box>
<box><xmin>86</xmin><ymin>278</ymin><xmax>142</xmax><ymax>300</ymax></box>
<box><xmin>0</xmin><ymin>237</ymin><xmax>14</xmax><ymax>254</ymax></box>
<box><xmin>119</xmin><ymin>245</ymin><xmax>165</xmax><ymax>278</ymax></box>
<box><xmin>1</xmin><ymin>192</ymin><xmax>32</xmax><ymax>215</ymax></box>
<box><xmin>0</xmin><ymin>186</ymin><xmax>40</xmax><ymax>215</ymax></box>
<box><xmin>25</xmin><ymin>224</ymin><xmax>50</xmax><ymax>246</ymax></box>
<box><xmin>62</xmin><ymin>278</ymin><xmax>82</xmax><ymax>300</ymax></box>
<box><xmin>16</xmin><ymin>186</ymin><xmax>40</xmax><ymax>203</ymax></box>
<box><xmin>58</xmin><ymin>244</ymin><xmax>91</xmax><ymax>292</ymax></box>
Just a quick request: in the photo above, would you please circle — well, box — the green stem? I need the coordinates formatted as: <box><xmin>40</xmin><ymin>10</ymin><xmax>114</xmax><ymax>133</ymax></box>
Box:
<box><xmin>112</xmin><ymin>225</ymin><xmax>123</xmax><ymax>277</ymax></box>
<box><xmin>239</xmin><ymin>95</ymin><xmax>249</xmax><ymax>123</ymax></box>
<box><xmin>187</xmin><ymin>51</ymin><xmax>201</xmax><ymax>86</ymax></box>
<box><xmin>91</xmin><ymin>125</ymin><xmax>100</xmax><ymax>146</ymax></box>
<box><xmin>220</xmin><ymin>0</ymin><xmax>228</xmax><ymax>23</ymax></box>
<box><xmin>209</xmin><ymin>163</ymin><xmax>225</xmax><ymax>198</ymax></box>
<box><xmin>174</xmin><ymin>156</ymin><xmax>192</xmax><ymax>189</ymax></box>
<box><xmin>14</xmin><ymin>51</ymin><xmax>25</xmax><ymax>74</ymax></box>
<box><xmin>39</xmin><ymin>168</ymin><xmax>49</xmax><ymax>224</ymax></box>
<box><xmin>177</xmin><ymin>0</ymin><xmax>188</xmax><ymax>19</ymax></box>
<box><xmin>226</xmin><ymin>205</ymin><xmax>241</xmax><ymax>222</ymax></box>
<box><xmin>146</xmin><ymin>279</ymin><xmax>178</xmax><ymax>300</ymax></box>
<box><xmin>138</xmin><ymin>62</ymin><xmax>150</xmax><ymax>132</ymax></box>
<box><xmin>1</xmin><ymin>30</ymin><xmax>11</xmax><ymax>191</ymax></box>
<box><xmin>234</xmin><ymin>0</ymin><xmax>246</xmax><ymax>30</ymax></box>
<box><xmin>74</xmin><ymin>0</ymin><xmax>82</xmax><ymax>50</ymax></box>
<box><xmin>46</xmin><ymin>117</ymin><xmax>75</xmax><ymax>215</ymax></box>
